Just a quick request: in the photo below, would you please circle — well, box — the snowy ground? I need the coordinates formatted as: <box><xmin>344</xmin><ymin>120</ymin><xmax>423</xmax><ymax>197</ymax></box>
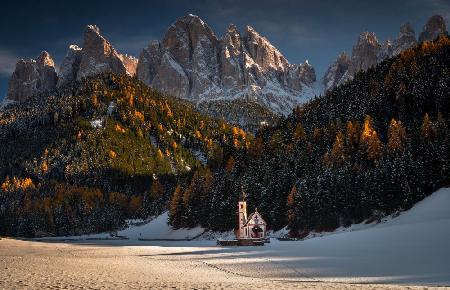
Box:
<box><xmin>2</xmin><ymin>188</ymin><xmax>450</xmax><ymax>288</ymax></box>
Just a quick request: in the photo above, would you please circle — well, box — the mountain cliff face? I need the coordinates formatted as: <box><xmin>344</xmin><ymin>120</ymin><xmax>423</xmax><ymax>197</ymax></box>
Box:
<box><xmin>5</xmin><ymin>14</ymin><xmax>447</xmax><ymax>115</ymax></box>
<box><xmin>6</xmin><ymin>51</ymin><xmax>58</xmax><ymax>102</ymax></box>
<box><xmin>323</xmin><ymin>15</ymin><xmax>447</xmax><ymax>91</ymax></box>
<box><xmin>60</xmin><ymin>25</ymin><xmax>137</xmax><ymax>86</ymax></box>
<box><xmin>348</xmin><ymin>32</ymin><xmax>382</xmax><ymax>77</ymax></box>
<box><xmin>392</xmin><ymin>23</ymin><xmax>417</xmax><ymax>56</ymax></box>
<box><xmin>419</xmin><ymin>14</ymin><xmax>448</xmax><ymax>42</ymax></box>
<box><xmin>57</xmin><ymin>45</ymin><xmax>82</xmax><ymax>86</ymax></box>
<box><xmin>137</xmin><ymin>14</ymin><xmax>316</xmax><ymax>114</ymax></box>
<box><xmin>6</xmin><ymin>25</ymin><xmax>136</xmax><ymax>102</ymax></box>
<box><xmin>322</xmin><ymin>52</ymin><xmax>351</xmax><ymax>90</ymax></box>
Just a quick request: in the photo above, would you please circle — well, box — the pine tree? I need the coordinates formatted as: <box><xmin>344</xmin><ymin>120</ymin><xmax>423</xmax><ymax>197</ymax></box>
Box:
<box><xmin>169</xmin><ymin>185</ymin><xmax>184</xmax><ymax>229</ymax></box>
<box><xmin>331</xmin><ymin>131</ymin><xmax>346</xmax><ymax>165</ymax></box>
<box><xmin>421</xmin><ymin>113</ymin><xmax>436</xmax><ymax>141</ymax></box>
<box><xmin>387</xmin><ymin>118</ymin><xmax>407</xmax><ymax>153</ymax></box>
<box><xmin>293</xmin><ymin>123</ymin><xmax>306</xmax><ymax>143</ymax></box>
<box><xmin>360</xmin><ymin>115</ymin><xmax>383</xmax><ymax>162</ymax></box>
<box><xmin>286</xmin><ymin>183</ymin><xmax>299</xmax><ymax>234</ymax></box>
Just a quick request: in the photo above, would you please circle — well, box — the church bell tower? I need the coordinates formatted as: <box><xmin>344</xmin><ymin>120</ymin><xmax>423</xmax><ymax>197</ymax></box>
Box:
<box><xmin>238</xmin><ymin>186</ymin><xmax>248</xmax><ymax>238</ymax></box>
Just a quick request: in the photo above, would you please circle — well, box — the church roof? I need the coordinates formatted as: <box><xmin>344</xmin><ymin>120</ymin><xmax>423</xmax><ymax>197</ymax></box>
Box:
<box><xmin>244</xmin><ymin>210</ymin><xmax>266</xmax><ymax>226</ymax></box>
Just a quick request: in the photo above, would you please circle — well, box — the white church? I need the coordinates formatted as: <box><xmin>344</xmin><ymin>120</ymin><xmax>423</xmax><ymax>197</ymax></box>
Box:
<box><xmin>237</xmin><ymin>189</ymin><xmax>267</xmax><ymax>239</ymax></box>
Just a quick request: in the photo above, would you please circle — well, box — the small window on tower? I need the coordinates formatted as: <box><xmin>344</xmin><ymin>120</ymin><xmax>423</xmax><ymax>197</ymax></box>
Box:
<box><xmin>240</xmin><ymin>204</ymin><xmax>243</xmax><ymax>209</ymax></box>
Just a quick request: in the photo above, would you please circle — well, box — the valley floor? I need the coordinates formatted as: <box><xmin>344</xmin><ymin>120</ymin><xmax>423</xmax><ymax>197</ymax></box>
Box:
<box><xmin>0</xmin><ymin>238</ymin><xmax>446</xmax><ymax>290</ymax></box>
<box><xmin>1</xmin><ymin>188</ymin><xmax>450</xmax><ymax>289</ymax></box>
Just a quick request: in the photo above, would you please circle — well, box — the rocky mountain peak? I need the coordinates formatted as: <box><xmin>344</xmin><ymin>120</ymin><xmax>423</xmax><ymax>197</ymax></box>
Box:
<box><xmin>57</xmin><ymin>24</ymin><xmax>135</xmax><ymax>86</ymax></box>
<box><xmin>57</xmin><ymin>45</ymin><xmax>82</xmax><ymax>87</ymax></box>
<box><xmin>37</xmin><ymin>51</ymin><xmax>55</xmax><ymax>67</ymax></box>
<box><xmin>167</xmin><ymin>14</ymin><xmax>217</xmax><ymax>41</ymax></box>
<box><xmin>322</xmin><ymin>52</ymin><xmax>351</xmax><ymax>90</ymax></box>
<box><xmin>86</xmin><ymin>24</ymin><xmax>101</xmax><ymax>35</ymax></box>
<box><xmin>6</xmin><ymin>52</ymin><xmax>58</xmax><ymax>102</ymax></box>
<box><xmin>244</xmin><ymin>25</ymin><xmax>289</xmax><ymax>71</ymax></box>
<box><xmin>419</xmin><ymin>14</ymin><xmax>448</xmax><ymax>42</ymax></box>
<box><xmin>8</xmin><ymin>24</ymin><xmax>138</xmax><ymax>96</ymax></box>
<box><xmin>392</xmin><ymin>22</ymin><xmax>416</xmax><ymax>56</ymax></box>
<box><xmin>227</xmin><ymin>23</ymin><xmax>239</xmax><ymax>33</ymax></box>
<box><xmin>338</xmin><ymin>52</ymin><xmax>350</xmax><ymax>62</ymax></box>
<box><xmin>179</xmin><ymin>13</ymin><xmax>208</xmax><ymax>27</ymax></box>
<box><xmin>163</xmin><ymin>14</ymin><xmax>218</xmax><ymax>71</ymax></box>
<box><xmin>357</xmin><ymin>32</ymin><xmax>380</xmax><ymax>47</ymax></box>
<box><xmin>76</xmin><ymin>24</ymin><xmax>127</xmax><ymax>80</ymax></box>
<box><xmin>347</xmin><ymin>31</ymin><xmax>381</xmax><ymax>76</ymax></box>
<box><xmin>297</xmin><ymin>61</ymin><xmax>316</xmax><ymax>85</ymax></box>
<box><xmin>323</xmin><ymin>16</ymin><xmax>443</xmax><ymax>92</ymax></box>
<box><xmin>400</xmin><ymin>22</ymin><xmax>415</xmax><ymax>35</ymax></box>
<box><xmin>118</xmin><ymin>54</ymin><xmax>138</xmax><ymax>76</ymax></box>
<box><xmin>224</xmin><ymin>24</ymin><xmax>242</xmax><ymax>50</ymax></box>
<box><xmin>137</xmin><ymin>14</ymin><xmax>317</xmax><ymax>114</ymax></box>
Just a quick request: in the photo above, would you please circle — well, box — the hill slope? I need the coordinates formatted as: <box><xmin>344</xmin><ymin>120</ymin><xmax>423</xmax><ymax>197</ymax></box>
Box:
<box><xmin>168</xmin><ymin>35</ymin><xmax>450</xmax><ymax>233</ymax></box>
<box><xmin>0</xmin><ymin>74</ymin><xmax>249</xmax><ymax>237</ymax></box>
<box><xmin>1</xmin><ymin>36</ymin><xmax>450</xmax><ymax>238</ymax></box>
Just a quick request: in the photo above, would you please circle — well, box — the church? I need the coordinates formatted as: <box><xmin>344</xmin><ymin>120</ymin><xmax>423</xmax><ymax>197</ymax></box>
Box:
<box><xmin>237</xmin><ymin>189</ymin><xmax>267</xmax><ymax>239</ymax></box>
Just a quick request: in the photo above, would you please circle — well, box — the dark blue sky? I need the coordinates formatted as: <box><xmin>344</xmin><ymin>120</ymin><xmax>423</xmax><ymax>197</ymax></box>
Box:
<box><xmin>0</xmin><ymin>0</ymin><xmax>449</xmax><ymax>100</ymax></box>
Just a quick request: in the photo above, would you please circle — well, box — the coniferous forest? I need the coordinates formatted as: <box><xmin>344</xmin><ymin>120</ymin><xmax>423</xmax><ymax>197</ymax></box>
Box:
<box><xmin>1</xmin><ymin>35</ymin><xmax>449</xmax><ymax>237</ymax></box>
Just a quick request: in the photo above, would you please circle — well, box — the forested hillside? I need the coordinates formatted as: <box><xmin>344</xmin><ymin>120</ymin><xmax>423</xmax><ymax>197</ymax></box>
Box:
<box><xmin>0</xmin><ymin>74</ymin><xmax>250</xmax><ymax>236</ymax></box>
<box><xmin>1</xmin><ymin>35</ymin><xmax>449</xmax><ymax>238</ymax></box>
<box><xmin>169</xmin><ymin>35</ymin><xmax>450</xmax><ymax>235</ymax></box>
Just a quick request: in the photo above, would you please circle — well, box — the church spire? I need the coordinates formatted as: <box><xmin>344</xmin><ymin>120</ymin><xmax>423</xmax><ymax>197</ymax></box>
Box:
<box><xmin>241</xmin><ymin>185</ymin><xmax>247</xmax><ymax>201</ymax></box>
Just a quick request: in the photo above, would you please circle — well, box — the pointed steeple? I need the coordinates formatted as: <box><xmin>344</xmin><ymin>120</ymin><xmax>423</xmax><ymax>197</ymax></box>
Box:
<box><xmin>241</xmin><ymin>185</ymin><xmax>247</xmax><ymax>201</ymax></box>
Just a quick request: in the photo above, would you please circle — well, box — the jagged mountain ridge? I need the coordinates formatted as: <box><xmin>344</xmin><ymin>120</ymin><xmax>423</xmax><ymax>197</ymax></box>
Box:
<box><xmin>323</xmin><ymin>14</ymin><xmax>448</xmax><ymax>91</ymax></box>
<box><xmin>6</xmin><ymin>25</ymin><xmax>138</xmax><ymax>103</ymax></box>
<box><xmin>137</xmin><ymin>14</ymin><xmax>317</xmax><ymax>115</ymax></box>
<box><xmin>6</xmin><ymin>51</ymin><xmax>58</xmax><ymax>102</ymax></box>
<box><xmin>5</xmin><ymin>15</ymin><xmax>316</xmax><ymax>119</ymax></box>
<box><xmin>60</xmin><ymin>25</ymin><xmax>138</xmax><ymax>85</ymax></box>
<box><xmin>4</xmin><ymin>14</ymin><xmax>448</xmax><ymax>117</ymax></box>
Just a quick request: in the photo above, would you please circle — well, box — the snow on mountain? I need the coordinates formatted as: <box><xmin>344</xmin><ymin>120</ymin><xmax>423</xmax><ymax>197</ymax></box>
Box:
<box><xmin>322</xmin><ymin>52</ymin><xmax>351</xmax><ymax>90</ymax></box>
<box><xmin>137</xmin><ymin>14</ymin><xmax>318</xmax><ymax>115</ymax></box>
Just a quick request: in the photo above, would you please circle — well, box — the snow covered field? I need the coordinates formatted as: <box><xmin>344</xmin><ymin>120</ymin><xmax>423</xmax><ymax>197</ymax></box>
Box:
<box><xmin>1</xmin><ymin>188</ymin><xmax>450</xmax><ymax>289</ymax></box>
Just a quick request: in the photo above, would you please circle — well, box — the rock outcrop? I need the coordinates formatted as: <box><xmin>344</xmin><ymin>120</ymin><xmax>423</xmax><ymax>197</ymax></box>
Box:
<box><xmin>347</xmin><ymin>32</ymin><xmax>381</xmax><ymax>77</ymax></box>
<box><xmin>76</xmin><ymin>25</ymin><xmax>128</xmax><ymax>80</ymax></box>
<box><xmin>58</xmin><ymin>25</ymin><xmax>136</xmax><ymax>87</ymax></box>
<box><xmin>137</xmin><ymin>14</ymin><xmax>316</xmax><ymax>114</ymax></box>
<box><xmin>323</xmin><ymin>15</ymin><xmax>447</xmax><ymax>91</ymax></box>
<box><xmin>418</xmin><ymin>15</ymin><xmax>448</xmax><ymax>42</ymax></box>
<box><xmin>323</xmin><ymin>32</ymin><xmax>382</xmax><ymax>91</ymax></box>
<box><xmin>57</xmin><ymin>45</ymin><xmax>82</xmax><ymax>86</ymax></box>
<box><xmin>392</xmin><ymin>23</ymin><xmax>417</xmax><ymax>56</ymax></box>
<box><xmin>324</xmin><ymin>18</ymin><xmax>435</xmax><ymax>91</ymax></box>
<box><xmin>118</xmin><ymin>54</ymin><xmax>138</xmax><ymax>76</ymax></box>
<box><xmin>6</xmin><ymin>51</ymin><xmax>58</xmax><ymax>102</ymax></box>
<box><xmin>8</xmin><ymin>25</ymin><xmax>139</xmax><ymax>100</ymax></box>
<box><xmin>322</xmin><ymin>52</ymin><xmax>351</xmax><ymax>90</ymax></box>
